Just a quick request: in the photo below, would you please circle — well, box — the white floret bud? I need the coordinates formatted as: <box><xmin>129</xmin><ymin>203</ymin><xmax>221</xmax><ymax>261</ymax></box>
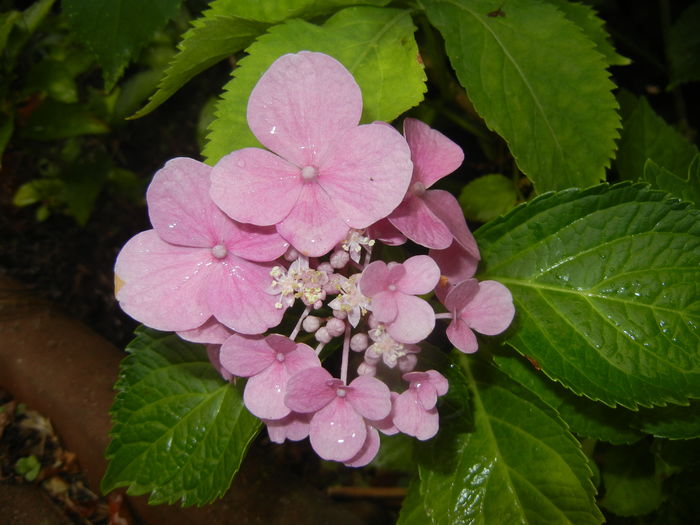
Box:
<box><xmin>283</xmin><ymin>247</ymin><xmax>300</xmax><ymax>261</ymax></box>
<box><xmin>329</xmin><ymin>249</ymin><xmax>350</xmax><ymax>269</ymax></box>
<box><xmin>315</xmin><ymin>327</ymin><xmax>332</xmax><ymax>343</ymax></box>
<box><xmin>302</xmin><ymin>316</ymin><xmax>321</xmax><ymax>333</ymax></box>
<box><xmin>313</xmin><ymin>299</ymin><xmax>323</xmax><ymax>310</ymax></box>
<box><xmin>398</xmin><ymin>353</ymin><xmax>418</xmax><ymax>373</ymax></box>
<box><xmin>317</xmin><ymin>262</ymin><xmax>333</xmax><ymax>274</ymax></box>
<box><xmin>325</xmin><ymin>318</ymin><xmax>345</xmax><ymax>337</ymax></box>
<box><xmin>350</xmin><ymin>333</ymin><xmax>369</xmax><ymax>352</ymax></box>
<box><xmin>332</xmin><ymin>309</ymin><xmax>347</xmax><ymax>320</ymax></box>
<box><xmin>357</xmin><ymin>362</ymin><xmax>376</xmax><ymax>376</ymax></box>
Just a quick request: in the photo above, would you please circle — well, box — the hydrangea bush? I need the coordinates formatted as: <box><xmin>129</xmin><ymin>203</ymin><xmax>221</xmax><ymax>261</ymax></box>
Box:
<box><xmin>97</xmin><ymin>0</ymin><xmax>699</xmax><ymax>522</ymax></box>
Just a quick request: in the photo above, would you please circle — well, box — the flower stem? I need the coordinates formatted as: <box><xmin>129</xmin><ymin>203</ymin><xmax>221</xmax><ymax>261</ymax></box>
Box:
<box><xmin>340</xmin><ymin>324</ymin><xmax>351</xmax><ymax>384</ymax></box>
<box><xmin>289</xmin><ymin>305</ymin><xmax>312</xmax><ymax>340</ymax></box>
<box><xmin>434</xmin><ymin>312</ymin><xmax>453</xmax><ymax>320</ymax></box>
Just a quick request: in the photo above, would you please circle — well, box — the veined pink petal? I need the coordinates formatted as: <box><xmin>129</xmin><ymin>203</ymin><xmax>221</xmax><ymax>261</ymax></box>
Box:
<box><xmin>178</xmin><ymin>318</ymin><xmax>233</xmax><ymax>345</ymax></box>
<box><xmin>426</xmin><ymin>370</ymin><xmax>449</xmax><ymax>397</ymax></box>
<box><xmin>219</xmin><ymin>334</ymin><xmax>274</xmax><ymax>377</ymax></box>
<box><xmin>310</xmin><ymin>398</ymin><xmax>366</xmax><ymax>462</ymax></box>
<box><xmin>346</xmin><ymin>375</ymin><xmax>391</xmax><ymax>421</ymax></box>
<box><xmin>424</xmin><ymin>190</ymin><xmax>479</xmax><ymax>259</ymax></box>
<box><xmin>115</xmin><ymin>231</ymin><xmax>210</xmax><ymax>331</ymax></box>
<box><xmin>344</xmin><ymin>425</ymin><xmax>380</xmax><ymax>467</ymax></box>
<box><xmin>276</xmin><ymin>182</ymin><xmax>349</xmax><ymax>257</ymax></box>
<box><xmin>227</xmin><ymin>222</ymin><xmax>289</xmax><ymax>262</ymax></box>
<box><xmin>415</xmin><ymin>381</ymin><xmax>438</xmax><ymax>411</ymax></box>
<box><xmin>359</xmin><ymin>260</ymin><xmax>389</xmax><ymax>297</ymax></box>
<box><xmin>444</xmin><ymin>279</ymin><xmax>480</xmax><ymax>313</ymax></box>
<box><xmin>446</xmin><ymin>318</ymin><xmax>479</xmax><ymax>354</ymax></box>
<box><xmin>404</xmin><ymin>118</ymin><xmax>464</xmax><ymax>189</ymax></box>
<box><xmin>285</xmin><ymin>366</ymin><xmax>335</xmax><ymax>413</ymax></box>
<box><xmin>369</xmin><ymin>292</ymin><xmax>398</xmax><ymax>324</ymax></box>
<box><xmin>319</xmin><ymin>123</ymin><xmax>412</xmax><ymax>229</ymax></box>
<box><xmin>210</xmin><ymin>148</ymin><xmax>301</xmax><ymax>226</ymax></box>
<box><xmin>460</xmin><ymin>280</ymin><xmax>515</xmax><ymax>335</ymax></box>
<box><xmin>396</xmin><ymin>255</ymin><xmax>440</xmax><ymax>295</ymax></box>
<box><xmin>393</xmin><ymin>390</ymin><xmax>440</xmax><ymax>441</ymax></box>
<box><xmin>206</xmin><ymin>257</ymin><xmax>284</xmax><ymax>334</ymax></box>
<box><xmin>367</xmin><ymin>218</ymin><xmax>406</xmax><ymax>246</ymax></box>
<box><xmin>431</xmin><ymin>242</ymin><xmax>480</xmax><ymax>303</ymax></box>
<box><xmin>386</xmin><ymin>294</ymin><xmax>435</xmax><ymax>344</ymax></box>
<box><xmin>244</xmin><ymin>363</ymin><xmax>291</xmax><ymax>420</ymax></box>
<box><xmin>147</xmin><ymin>157</ymin><xmax>228</xmax><ymax>248</ymax></box>
<box><xmin>283</xmin><ymin>343</ymin><xmax>322</xmax><ymax>375</ymax></box>
<box><xmin>264</xmin><ymin>412</ymin><xmax>311</xmax><ymax>444</ymax></box>
<box><xmin>247</xmin><ymin>52</ymin><xmax>362</xmax><ymax>166</ymax></box>
<box><xmin>388</xmin><ymin>195</ymin><xmax>453</xmax><ymax>250</ymax></box>
<box><xmin>266</xmin><ymin>334</ymin><xmax>297</xmax><ymax>354</ymax></box>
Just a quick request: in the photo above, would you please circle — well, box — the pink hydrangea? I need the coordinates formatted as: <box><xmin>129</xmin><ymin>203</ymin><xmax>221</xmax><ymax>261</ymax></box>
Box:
<box><xmin>285</xmin><ymin>366</ymin><xmax>391</xmax><ymax>463</ymax></box>
<box><xmin>219</xmin><ymin>334</ymin><xmax>320</xmax><ymax>420</ymax></box>
<box><xmin>115</xmin><ymin>157</ymin><xmax>289</xmax><ymax>335</ymax></box>
<box><xmin>444</xmin><ymin>279</ymin><xmax>515</xmax><ymax>353</ymax></box>
<box><xmin>393</xmin><ymin>370</ymin><xmax>448</xmax><ymax>440</ymax></box>
<box><xmin>360</xmin><ymin>255</ymin><xmax>440</xmax><ymax>343</ymax></box>
<box><xmin>210</xmin><ymin>51</ymin><xmax>413</xmax><ymax>257</ymax></box>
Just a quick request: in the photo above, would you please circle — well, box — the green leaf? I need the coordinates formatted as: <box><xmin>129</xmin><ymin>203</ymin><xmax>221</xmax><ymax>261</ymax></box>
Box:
<box><xmin>653</xmin><ymin>438</ymin><xmax>700</xmax><ymax>469</ymax></box>
<box><xmin>131</xmin><ymin>15</ymin><xmax>268</xmax><ymax>118</ymax></box>
<box><xmin>101</xmin><ymin>327</ymin><xmax>261</xmax><ymax>506</ymax></box>
<box><xmin>458</xmin><ymin>174</ymin><xmax>518</xmax><ymax>223</ymax></box>
<box><xmin>540</xmin><ymin>0</ymin><xmax>629</xmax><ymax>66</ymax></box>
<box><xmin>598</xmin><ymin>442</ymin><xmax>665</xmax><ymax>517</ymax></box>
<box><xmin>475</xmin><ymin>183</ymin><xmax>700</xmax><ymax>408</ymax></box>
<box><xmin>416</xmin><ymin>357</ymin><xmax>602</xmax><ymax>525</ymax></box>
<box><xmin>633</xmin><ymin>400</ymin><xmax>700</xmax><ymax>439</ymax></box>
<box><xmin>207</xmin><ymin>0</ymin><xmax>391</xmax><ymax>23</ymax></box>
<box><xmin>0</xmin><ymin>10</ymin><xmax>20</xmax><ymax>54</ymax></box>
<box><xmin>203</xmin><ymin>6</ymin><xmax>426</xmax><ymax>164</ymax></box>
<box><xmin>643</xmin><ymin>156</ymin><xmax>700</xmax><ymax>206</ymax></box>
<box><xmin>667</xmin><ymin>1</ymin><xmax>700</xmax><ymax>88</ymax></box>
<box><xmin>19</xmin><ymin>99</ymin><xmax>109</xmax><ymax>140</ymax></box>
<box><xmin>62</xmin><ymin>0</ymin><xmax>182</xmax><ymax>91</ymax></box>
<box><xmin>492</xmin><ymin>348</ymin><xmax>643</xmax><ymax>445</ymax></box>
<box><xmin>15</xmin><ymin>455</ymin><xmax>41</xmax><ymax>482</ymax></box>
<box><xmin>423</xmin><ymin>0</ymin><xmax>619</xmax><ymax>192</ymax></box>
<box><xmin>396</xmin><ymin>476</ymin><xmax>431</xmax><ymax>524</ymax></box>
<box><xmin>616</xmin><ymin>96</ymin><xmax>698</xmax><ymax>182</ymax></box>
<box><xmin>0</xmin><ymin>111</ymin><xmax>13</xmax><ymax>166</ymax></box>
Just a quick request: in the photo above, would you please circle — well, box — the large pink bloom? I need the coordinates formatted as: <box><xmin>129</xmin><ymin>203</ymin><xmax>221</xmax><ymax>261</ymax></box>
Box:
<box><xmin>210</xmin><ymin>52</ymin><xmax>413</xmax><ymax>257</ymax></box>
<box><xmin>360</xmin><ymin>255</ymin><xmax>440</xmax><ymax>344</ymax></box>
<box><xmin>444</xmin><ymin>279</ymin><xmax>515</xmax><ymax>353</ymax></box>
<box><xmin>389</xmin><ymin>118</ymin><xmax>479</xmax><ymax>257</ymax></box>
<box><xmin>115</xmin><ymin>157</ymin><xmax>289</xmax><ymax>335</ymax></box>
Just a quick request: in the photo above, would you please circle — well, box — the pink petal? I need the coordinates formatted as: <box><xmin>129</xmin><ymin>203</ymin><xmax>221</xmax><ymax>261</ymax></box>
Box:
<box><xmin>283</xmin><ymin>343</ymin><xmax>322</xmax><ymax>376</ymax></box>
<box><xmin>319</xmin><ymin>123</ymin><xmax>413</xmax><ymax>228</ymax></box>
<box><xmin>265</xmin><ymin>334</ymin><xmax>297</xmax><ymax>354</ymax></box>
<box><xmin>227</xmin><ymin>222</ymin><xmax>289</xmax><ymax>262</ymax></box>
<box><xmin>359</xmin><ymin>260</ymin><xmax>389</xmax><ymax>297</ymax></box>
<box><xmin>369</xmin><ymin>291</ymin><xmax>398</xmax><ymax>324</ymax></box>
<box><xmin>247</xmin><ymin>52</ymin><xmax>362</xmax><ymax>166</ymax></box>
<box><xmin>386</xmin><ymin>294</ymin><xmax>435</xmax><ymax>344</ymax></box>
<box><xmin>415</xmin><ymin>382</ymin><xmax>438</xmax><ymax>410</ymax></box>
<box><xmin>424</xmin><ymin>190</ymin><xmax>480</xmax><ymax>259</ymax></box>
<box><xmin>206</xmin><ymin>344</ymin><xmax>232</xmax><ymax>382</ymax></box>
<box><xmin>219</xmin><ymin>334</ymin><xmax>274</xmax><ymax>377</ymax></box>
<box><xmin>444</xmin><ymin>279</ymin><xmax>480</xmax><ymax>313</ymax></box>
<box><xmin>115</xmin><ymin>231</ymin><xmax>210</xmax><ymax>331</ymax></box>
<box><xmin>367</xmin><ymin>218</ymin><xmax>406</xmax><ymax>246</ymax></box>
<box><xmin>460</xmin><ymin>280</ymin><xmax>515</xmax><ymax>335</ymax></box>
<box><xmin>243</xmin><ymin>363</ymin><xmax>291</xmax><ymax>420</ymax></box>
<box><xmin>396</xmin><ymin>255</ymin><xmax>440</xmax><ymax>295</ymax></box>
<box><xmin>426</xmin><ymin>370</ymin><xmax>449</xmax><ymax>397</ymax></box>
<box><xmin>431</xmin><ymin>242</ymin><xmax>480</xmax><ymax>303</ymax></box>
<box><xmin>403</xmin><ymin>118</ymin><xmax>464</xmax><ymax>189</ymax></box>
<box><xmin>147</xmin><ymin>157</ymin><xmax>228</xmax><ymax>248</ymax></box>
<box><xmin>206</xmin><ymin>257</ymin><xmax>284</xmax><ymax>334</ymax></box>
<box><xmin>264</xmin><ymin>412</ymin><xmax>311</xmax><ymax>444</ymax></box>
<box><xmin>210</xmin><ymin>148</ymin><xmax>301</xmax><ymax>226</ymax></box>
<box><xmin>178</xmin><ymin>318</ymin><xmax>233</xmax><ymax>345</ymax></box>
<box><xmin>372</xmin><ymin>392</ymin><xmax>399</xmax><ymax>435</ymax></box>
<box><xmin>346</xmin><ymin>375</ymin><xmax>391</xmax><ymax>421</ymax></box>
<box><xmin>388</xmin><ymin>195</ymin><xmax>453</xmax><ymax>249</ymax></box>
<box><xmin>285</xmin><ymin>366</ymin><xmax>335</xmax><ymax>413</ymax></box>
<box><xmin>393</xmin><ymin>390</ymin><xmax>440</xmax><ymax>440</ymax></box>
<box><xmin>344</xmin><ymin>425</ymin><xmax>380</xmax><ymax>467</ymax></box>
<box><xmin>446</xmin><ymin>318</ymin><xmax>479</xmax><ymax>354</ymax></box>
<box><xmin>310</xmin><ymin>398</ymin><xmax>366</xmax><ymax>462</ymax></box>
<box><xmin>276</xmin><ymin>182</ymin><xmax>349</xmax><ymax>257</ymax></box>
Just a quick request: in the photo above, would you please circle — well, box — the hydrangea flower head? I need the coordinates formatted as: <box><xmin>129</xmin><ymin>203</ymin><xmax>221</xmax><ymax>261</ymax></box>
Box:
<box><xmin>210</xmin><ymin>52</ymin><xmax>413</xmax><ymax>257</ymax></box>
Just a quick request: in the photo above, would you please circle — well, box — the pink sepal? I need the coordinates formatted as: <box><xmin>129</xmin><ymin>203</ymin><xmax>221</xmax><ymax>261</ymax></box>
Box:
<box><xmin>264</xmin><ymin>412</ymin><xmax>311</xmax><ymax>444</ymax></box>
<box><xmin>344</xmin><ymin>425</ymin><xmax>380</xmax><ymax>467</ymax></box>
<box><xmin>310</xmin><ymin>397</ymin><xmax>367</xmax><ymax>462</ymax></box>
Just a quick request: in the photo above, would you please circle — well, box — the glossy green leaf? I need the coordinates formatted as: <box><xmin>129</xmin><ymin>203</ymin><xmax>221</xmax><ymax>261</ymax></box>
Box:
<box><xmin>633</xmin><ymin>400</ymin><xmax>700</xmax><ymax>439</ymax></box>
<box><xmin>396</xmin><ymin>476</ymin><xmax>431</xmax><ymax>524</ymax></box>
<box><xmin>616</xmin><ymin>96</ymin><xmax>698</xmax><ymax>182</ymax></box>
<box><xmin>131</xmin><ymin>15</ymin><xmax>267</xmax><ymax>118</ymax></box>
<box><xmin>667</xmin><ymin>1</ymin><xmax>700</xmax><ymax>88</ymax></box>
<box><xmin>492</xmin><ymin>348</ymin><xmax>643</xmax><ymax>445</ymax></box>
<box><xmin>643</xmin><ymin>156</ymin><xmax>700</xmax><ymax>206</ymax></box>
<box><xmin>476</xmin><ymin>183</ymin><xmax>700</xmax><ymax>408</ymax></box>
<box><xmin>63</xmin><ymin>0</ymin><xmax>182</xmax><ymax>91</ymax></box>
<box><xmin>102</xmin><ymin>327</ymin><xmax>261</xmax><ymax>506</ymax></box>
<box><xmin>207</xmin><ymin>0</ymin><xmax>391</xmax><ymax>23</ymax></box>
<box><xmin>416</xmin><ymin>357</ymin><xmax>602</xmax><ymax>525</ymax></box>
<box><xmin>203</xmin><ymin>6</ymin><xmax>426</xmax><ymax>163</ymax></box>
<box><xmin>423</xmin><ymin>0</ymin><xmax>619</xmax><ymax>192</ymax></box>
<box><xmin>459</xmin><ymin>174</ymin><xmax>518</xmax><ymax>223</ymax></box>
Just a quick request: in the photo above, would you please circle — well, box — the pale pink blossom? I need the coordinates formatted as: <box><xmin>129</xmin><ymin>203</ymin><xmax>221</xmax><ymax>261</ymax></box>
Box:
<box><xmin>220</xmin><ymin>334</ymin><xmax>320</xmax><ymax>420</ymax></box>
<box><xmin>393</xmin><ymin>370</ymin><xmax>448</xmax><ymax>440</ymax></box>
<box><xmin>264</xmin><ymin>412</ymin><xmax>312</xmax><ymax>444</ymax></box>
<box><xmin>431</xmin><ymin>241</ymin><xmax>480</xmax><ymax>303</ymax></box>
<box><xmin>285</xmin><ymin>366</ymin><xmax>391</xmax><ymax>462</ymax></box>
<box><xmin>115</xmin><ymin>157</ymin><xmax>289</xmax><ymax>335</ymax></box>
<box><xmin>444</xmin><ymin>279</ymin><xmax>515</xmax><ymax>353</ymax></box>
<box><xmin>210</xmin><ymin>52</ymin><xmax>413</xmax><ymax>257</ymax></box>
<box><xmin>360</xmin><ymin>255</ymin><xmax>440</xmax><ymax>343</ymax></box>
